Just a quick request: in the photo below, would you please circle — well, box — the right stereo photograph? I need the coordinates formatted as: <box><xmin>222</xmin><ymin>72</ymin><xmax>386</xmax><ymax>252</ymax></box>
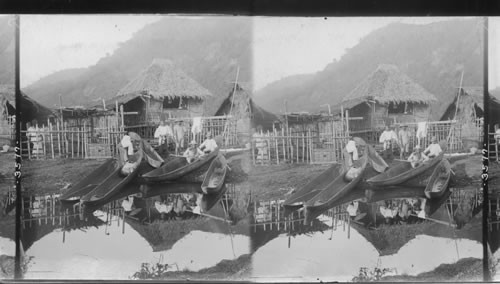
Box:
<box><xmin>249</xmin><ymin>16</ymin><xmax>484</xmax><ymax>282</ymax></box>
<box><xmin>488</xmin><ymin>16</ymin><xmax>500</xmax><ymax>281</ymax></box>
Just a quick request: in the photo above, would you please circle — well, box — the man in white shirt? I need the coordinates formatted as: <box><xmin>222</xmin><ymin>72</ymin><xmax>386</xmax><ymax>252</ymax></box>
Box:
<box><xmin>199</xmin><ymin>132</ymin><xmax>218</xmax><ymax>154</ymax></box>
<box><xmin>423</xmin><ymin>136</ymin><xmax>442</xmax><ymax>158</ymax></box>
<box><xmin>183</xmin><ymin>140</ymin><xmax>203</xmax><ymax>163</ymax></box>
<box><xmin>379</xmin><ymin>126</ymin><xmax>394</xmax><ymax>151</ymax></box>
<box><xmin>154</xmin><ymin>120</ymin><xmax>173</xmax><ymax>146</ymax></box>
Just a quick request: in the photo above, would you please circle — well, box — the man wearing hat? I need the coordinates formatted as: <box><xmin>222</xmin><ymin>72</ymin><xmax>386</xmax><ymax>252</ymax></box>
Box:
<box><xmin>199</xmin><ymin>131</ymin><xmax>218</xmax><ymax>154</ymax></box>
<box><xmin>423</xmin><ymin>136</ymin><xmax>443</xmax><ymax>159</ymax></box>
<box><xmin>183</xmin><ymin>140</ymin><xmax>203</xmax><ymax>163</ymax></box>
<box><xmin>407</xmin><ymin>145</ymin><xmax>428</xmax><ymax>168</ymax></box>
<box><xmin>398</xmin><ymin>125</ymin><xmax>411</xmax><ymax>159</ymax></box>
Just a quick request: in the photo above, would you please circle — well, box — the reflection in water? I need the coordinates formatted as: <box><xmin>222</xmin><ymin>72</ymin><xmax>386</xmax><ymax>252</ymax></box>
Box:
<box><xmin>21</xmin><ymin>183</ymin><xmax>250</xmax><ymax>279</ymax></box>
<box><xmin>251</xmin><ymin>185</ymin><xmax>482</xmax><ymax>281</ymax></box>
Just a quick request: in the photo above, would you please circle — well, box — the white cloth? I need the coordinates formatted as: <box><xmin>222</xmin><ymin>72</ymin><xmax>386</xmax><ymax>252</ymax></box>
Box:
<box><xmin>191</xmin><ymin>117</ymin><xmax>203</xmax><ymax>135</ymax></box>
<box><xmin>155</xmin><ymin>201</ymin><xmax>172</xmax><ymax>214</ymax></box>
<box><xmin>380</xmin><ymin>206</ymin><xmax>393</xmax><ymax>218</ymax></box>
<box><xmin>424</xmin><ymin>143</ymin><xmax>442</xmax><ymax>157</ymax></box>
<box><xmin>416</xmin><ymin>122</ymin><xmax>427</xmax><ymax>139</ymax></box>
<box><xmin>173</xmin><ymin>124</ymin><xmax>185</xmax><ymax>142</ymax></box>
<box><xmin>200</xmin><ymin>138</ymin><xmax>218</xmax><ymax>153</ymax></box>
<box><xmin>379</xmin><ymin>130</ymin><xmax>393</xmax><ymax>143</ymax></box>
<box><xmin>120</xmin><ymin>135</ymin><xmax>134</xmax><ymax>155</ymax></box>
<box><xmin>154</xmin><ymin>125</ymin><xmax>173</xmax><ymax>145</ymax></box>
<box><xmin>345</xmin><ymin>140</ymin><xmax>359</xmax><ymax>161</ymax></box>
<box><xmin>495</xmin><ymin>129</ymin><xmax>500</xmax><ymax>144</ymax></box>
<box><xmin>121</xmin><ymin>199</ymin><xmax>133</xmax><ymax>212</ymax></box>
<box><xmin>346</xmin><ymin>202</ymin><xmax>359</xmax><ymax>217</ymax></box>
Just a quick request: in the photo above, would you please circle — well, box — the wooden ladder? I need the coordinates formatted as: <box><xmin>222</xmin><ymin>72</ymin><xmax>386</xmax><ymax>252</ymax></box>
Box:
<box><xmin>488</xmin><ymin>133</ymin><xmax>499</xmax><ymax>162</ymax></box>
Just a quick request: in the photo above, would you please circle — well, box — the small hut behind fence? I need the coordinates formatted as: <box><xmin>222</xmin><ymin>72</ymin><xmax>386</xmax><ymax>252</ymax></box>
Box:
<box><xmin>341</xmin><ymin>64</ymin><xmax>438</xmax><ymax>134</ymax></box>
<box><xmin>0</xmin><ymin>85</ymin><xmax>15</xmax><ymax>146</ymax></box>
<box><xmin>441</xmin><ymin>87</ymin><xmax>484</xmax><ymax>150</ymax></box>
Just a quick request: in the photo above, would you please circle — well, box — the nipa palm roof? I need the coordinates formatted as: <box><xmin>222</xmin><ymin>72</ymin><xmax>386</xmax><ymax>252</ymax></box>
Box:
<box><xmin>342</xmin><ymin>64</ymin><xmax>437</xmax><ymax>107</ymax></box>
<box><xmin>115</xmin><ymin>58</ymin><xmax>213</xmax><ymax>104</ymax></box>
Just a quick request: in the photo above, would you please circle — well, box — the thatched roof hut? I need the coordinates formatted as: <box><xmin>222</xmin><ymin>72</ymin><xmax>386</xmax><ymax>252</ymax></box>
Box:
<box><xmin>116</xmin><ymin>58</ymin><xmax>213</xmax><ymax>101</ymax></box>
<box><xmin>343</xmin><ymin>64</ymin><xmax>437</xmax><ymax>106</ymax></box>
<box><xmin>215</xmin><ymin>83</ymin><xmax>279</xmax><ymax>133</ymax></box>
<box><xmin>342</xmin><ymin>64</ymin><xmax>437</xmax><ymax>130</ymax></box>
<box><xmin>0</xmin><ymin>85</ymin><xmax>53</xmax><ymax>125</ymax></box>
<box><xmin>111</xmin><ymin>59</ymin><xmax>214</xmax><ymax>125</ymax></box>
<box><xmin>441</xmin><ymin>87</ymin><xmax>488</xmax><ymax>122</ymax></box>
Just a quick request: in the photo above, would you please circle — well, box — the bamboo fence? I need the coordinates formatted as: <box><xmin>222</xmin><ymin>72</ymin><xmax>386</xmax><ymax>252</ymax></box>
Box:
<box><xmin>251</xmin><ymin>125</ymin><xmax>350</xmax><ymax>166</ymax></box>
<box><xmin>251</xmin><ymin>199</ymin><xmax>350</xmax><ymax>235</ymax></box>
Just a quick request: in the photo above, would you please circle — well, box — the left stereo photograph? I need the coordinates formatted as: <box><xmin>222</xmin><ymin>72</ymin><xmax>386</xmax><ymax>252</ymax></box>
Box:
<box><xmin>16</xmin><ymin>15</ymin><xmax>252</xmax><ymax>280</ymax></box>
<box><xmin>0</xmin><ymin>15</ymin><xmax>16</xmax><ymax>280</ymax></box>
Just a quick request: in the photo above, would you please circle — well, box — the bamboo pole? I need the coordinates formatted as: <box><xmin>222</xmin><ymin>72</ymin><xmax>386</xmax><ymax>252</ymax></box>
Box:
<box><xmin>71</xmin><ymin>131</ymin><xmax>74</xmax><ymax>158</ymax></box>
<box><xmin>302</xmin><ymin>133</ymin><xmax>305</xmax><ymax>163</ymax></box>
<box><xmin>49</xmin><ymin>122</ymin><xmax>55</xmax><ymax>159</ymax></box>
<box><xmin>77</xmin><ymin>127</ymin><xmax>81</xmax><ymax>158</ymax></box>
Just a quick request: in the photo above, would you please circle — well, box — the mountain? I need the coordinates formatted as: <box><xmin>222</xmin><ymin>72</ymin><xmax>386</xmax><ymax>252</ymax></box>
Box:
<box><xmin>254</xmin><ymin>19</ymin><xmax>484</xmax><ymax>120</ymax></box>
<box><xmin>0</xmin><ymin>16</ymin><xmax>15</xmax><ymax>85</ymax></box>
<box><xmin>23</xmin><ymin>17</ymin><xmax>252</xmax><ymax>115</ymax></box>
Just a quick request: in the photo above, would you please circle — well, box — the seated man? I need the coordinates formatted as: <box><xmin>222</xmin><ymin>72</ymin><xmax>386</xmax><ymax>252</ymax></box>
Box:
<box><xmin>199</xmin><ymin>132</ymin><xmax>218</xmax><ymax>154</ymax></box>
<box><xmin>183</xmin><ymin>140</ymin><xmax>203</xmax><ymax>163</ymax></box>
<box><xmin>423</xmin><ymin>136</ymin><xmax>443</xmax><ymax>158</ymax></box>
<box><xmin>345</xmin><ymin>136</ymin><xmax>358</xmax><ymax>167</ymax></box>
<box><xmin>407</xmin><ymin>145</ymin><xmax>428</xmax><ymax>168</ymax></box>
<box><xmin>119</xmin><ymin>132</ymin><xmax>142</xmax><ymax>175</ymax></box>
<box><xmin>346</xmin><ymin>201</ymin><xmax>359</xmax><ymax>219</ymax></box>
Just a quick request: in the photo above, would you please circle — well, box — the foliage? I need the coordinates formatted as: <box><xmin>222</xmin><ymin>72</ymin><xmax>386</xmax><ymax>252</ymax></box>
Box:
<box><xmin>352</xmin><ymin>266</ymin><xmax>393</xmax><ymax>282</ymax></box>
<box><xmin>131</xmin><ymin>261</ymin><xmax>173</xmax><ymax>280</ymax></box>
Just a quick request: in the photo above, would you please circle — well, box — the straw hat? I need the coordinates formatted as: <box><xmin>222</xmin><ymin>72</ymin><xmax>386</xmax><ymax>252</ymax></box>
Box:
<box><xmin>414</xmin><ymin>145</ymin><xmax>421</xmax><ymax>150</ymax></box>
<box><xmin>206</xmin><ymin>132</ymin><xmax>212</xmax><ymax>138</ymax></box>
<box><xmin>189</xmin><ymin>140</ymin><xmax>197</xmax><ymax>146</ymax></box>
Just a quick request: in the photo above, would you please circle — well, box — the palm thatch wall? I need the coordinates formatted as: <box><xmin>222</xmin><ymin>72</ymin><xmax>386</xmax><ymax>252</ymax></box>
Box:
<box><xmin>342</xmin><ymin>64</ymin><xmax>437</xmax><ymax>130</ymax></box>
<box><xmin>112</xmin><ymin>59</ymin><xmax>214</xmax><ymax>125</ymax></box>
<box><xmin>216</xmin><ymin>84</ymin><xmax>279</xmax><ymax>138</ymax></box>
<box><xmin>0</xmin><ymin>86</ymin><xmax>53</xmax><ymax>144</ymax></box>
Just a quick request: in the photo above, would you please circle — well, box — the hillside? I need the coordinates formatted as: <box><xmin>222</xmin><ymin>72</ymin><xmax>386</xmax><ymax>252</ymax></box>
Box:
<box><xmin>0</xmin><ymin>16</ymin><xmax>15</xmax><ymax>85</ymax></box>
<box><xmin>254</xmin><ymin>19</ymin><xmax>484</xmax><ymax>120</ymax></box>
<box><xmin>23</xmin><ymin>17</ymin><xmax>252</xmax><ymax>115</ymax></box>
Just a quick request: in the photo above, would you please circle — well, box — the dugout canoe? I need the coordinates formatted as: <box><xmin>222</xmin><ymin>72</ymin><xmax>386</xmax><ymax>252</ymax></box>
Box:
<box><xmin>424</xmin><ymin>159</ymin><xmax>451</xmax><ymax>199</ymax></box>
<box><xmin>142</xmin><ymin>148</ymin><xmax>219</xmax><ymax>182</ymax></box>
<box><xmin>60</xmin><ymin>158</ymin><xmax>117</xmax><ymax>202</ymax></box>
<box><xmin>366</xmin><ymin>152</ymin><xmax>444</xmax><ymax>187</ymax></box>
<box><xmin>81</xmin><ymin>149</ymin><xmax>152</xmax><ymax>205</ymax></box>
<box><xmin>201</xmin><ymin>153</ymin><xmax>228</xmax><ymax>194</ymax></box>
<box><xmin>283</xmin><ymin>163</ymin><xmax>343</xmax><ymax>214</ymax></box>
<box><xmin>304</xmin><ymin>144</ymin><xmax>370</xmax><ymax>223</ymax></box>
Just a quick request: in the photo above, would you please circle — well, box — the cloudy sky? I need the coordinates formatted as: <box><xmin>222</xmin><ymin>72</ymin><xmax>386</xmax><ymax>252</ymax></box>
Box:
<box><xmin>20</xmin><ymin>15</ymin><xmax>161</xmax><ymax>87</ymax></box>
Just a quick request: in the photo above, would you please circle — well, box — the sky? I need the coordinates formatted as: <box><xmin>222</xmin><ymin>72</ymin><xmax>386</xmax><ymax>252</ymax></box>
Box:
<box><xmin>490</xmin><ymin>17</ymin><xmax>500</xmax><ymax>90</ymax></box>
<box><xmin>253</xmin><ymin>17</ymin><xmax>466</xmax><ymax>91</ymax></box>
<box><xmin>20</xmin><ymin>15</ymin><xmax>161</xmax><ymax>87</ymax></box>
<box><xmin>20</xmin><ymin>15</ymin><xmax>471</xmax><ymax>91</ymax></box>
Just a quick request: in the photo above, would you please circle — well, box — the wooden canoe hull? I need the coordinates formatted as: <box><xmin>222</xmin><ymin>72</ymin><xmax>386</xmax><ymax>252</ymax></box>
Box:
<box><xmin>304</xmin><ymin>144</ymin><xmax>370</xmax><ymax>223</ymax></box>
<box><xmin>60</xmin><ymin>158</ymin><xmax>118</xmax><ymax>202</ymax></box>
<box><xmin>201</xmin><ymin>154</ymin><xmax>228</xmax><ymax>195</ymax></box>
<box><xmin>283</xmin><ymin>163</ymin><xmax>343</xmax><ymax>210</ymax></box>
<box><xmin>81</xmin><ymin>149</ymin><xmax>154</xmax><ymax>205</ymax></box>
<box><xmin>424</xmin><ymin>159</ymin><xmax>451</xmax><ymax>199</ymax></box>
<box><xmin>367</xmin><ymin>153</ymin><xmax>444</xmax><ymax>187</ymax></box>
<box><xmin>142</xmin><ymin>148</ymin><xmax>219</xmax><ymax>182</ymax></box>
